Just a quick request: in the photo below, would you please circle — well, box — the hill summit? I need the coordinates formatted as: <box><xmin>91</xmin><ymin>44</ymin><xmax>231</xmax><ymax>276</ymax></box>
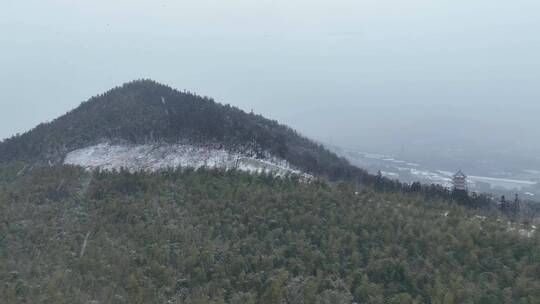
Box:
<box><xmin>0</xmin><ymin>80</ymin><xmax>367</xmax><ymax>180</ymax></box>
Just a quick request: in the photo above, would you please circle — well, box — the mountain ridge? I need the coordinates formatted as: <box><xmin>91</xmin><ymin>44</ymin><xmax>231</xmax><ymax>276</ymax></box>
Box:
<box><xmin>0</xmin><ymin>80</ymin><xmax>368</xmax><ymax>181</ymax></box>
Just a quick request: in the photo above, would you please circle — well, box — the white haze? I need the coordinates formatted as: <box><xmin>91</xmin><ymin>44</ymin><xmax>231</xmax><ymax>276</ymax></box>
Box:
<box><xmin>1</xmin><ymin>0</ymin><xmax>539</xmax><ymax>174</ymax></box>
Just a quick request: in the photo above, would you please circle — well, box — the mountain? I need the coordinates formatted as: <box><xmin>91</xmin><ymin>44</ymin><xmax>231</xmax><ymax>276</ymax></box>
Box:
<box><xmin>2</xmin><ymin>81</ymin><xmax>539</xmax><ymax>303</ymax></box>
<box><xmin>0</xmin><ymin>80</ymin><xmax>504</xmax><ymax>209</ymax></box>
<box><xmin>0</xmin><ymin>80</ymin><xmax>367</xmax><ymax>181</ymax></box>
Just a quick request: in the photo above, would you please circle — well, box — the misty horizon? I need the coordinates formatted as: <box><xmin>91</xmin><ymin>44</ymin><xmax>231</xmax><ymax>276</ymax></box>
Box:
<box><xmin>2</xmin><ymin>0</ymin><xmax>539</xmax><ymax>171</ymax></box>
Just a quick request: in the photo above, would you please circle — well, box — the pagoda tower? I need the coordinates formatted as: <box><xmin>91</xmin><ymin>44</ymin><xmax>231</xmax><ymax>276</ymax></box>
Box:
<box><xmin>452</xmin><ymin>170</ymin><xmax>467</xmax><ymax>191</ymax></box>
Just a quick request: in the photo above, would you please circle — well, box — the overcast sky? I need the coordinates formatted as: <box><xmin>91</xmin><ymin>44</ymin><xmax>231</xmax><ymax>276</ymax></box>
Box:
<box><xmin>1</xmin><ymin>0</ymin><xmax>539</xmax><ymax>156</ymax></box>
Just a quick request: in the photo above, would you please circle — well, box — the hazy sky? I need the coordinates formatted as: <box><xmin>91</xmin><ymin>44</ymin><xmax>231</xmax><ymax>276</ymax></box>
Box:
<box><xmin>1</xmin><ymin>0</ymin><xmax>539</xmax><ymax>156</ymax></box>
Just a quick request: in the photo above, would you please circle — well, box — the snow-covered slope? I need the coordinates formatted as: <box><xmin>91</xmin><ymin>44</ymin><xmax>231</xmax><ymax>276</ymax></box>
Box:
<box><xmin>64</xmin><ymin>142</ymin><xmax>306</xmax><ymax>176</ymax></box>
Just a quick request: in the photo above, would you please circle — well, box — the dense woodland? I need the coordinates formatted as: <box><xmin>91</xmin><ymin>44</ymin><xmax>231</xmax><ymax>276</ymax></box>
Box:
<box><xmin>1</xmin><ymin>164</ymin><xmax>540</xmax><ymax>304</ymax></box>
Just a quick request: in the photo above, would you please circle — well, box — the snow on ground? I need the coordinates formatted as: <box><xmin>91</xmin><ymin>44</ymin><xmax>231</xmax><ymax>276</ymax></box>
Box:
<box><xmin>436</xmin><ymin>170</ymin><xmax>454</xmax><ymax>177</ymax></box>
<box><xmin>472</xmin><ymin>215</ymin><xmax>537</xmax><ymax>238</ymax></box>
<box><xmin>505</xmin><ymin>222</ymin><xmax>537</xmax><ymax>238</ymax></box>
<box><xmin>409</xmin><ymin>168</ymin><xmax>453</xmax><ymax>187</ymax></box>
<box><xmin>518</xmin><ymin>227</ymin><xmax>537</xmax><ymax>238</ymax></box>
<box><xmin>64</xmin><ymin>142</ymin><xmax>307</xmax><ymax>177</ymax></box>
<box><xmin>381</xmin><ymin>171</ymin><xmax>399</xmax><ymax>178</ymax></box>
<box><xmin>468</xmin><ymin>175</ymin><xmax>536</xmax><ymax>188</ymax></box>
<box><xmin>360</xmin><ymin>152</ymin><xmax>392</xmax><ymax>160</ymax></box>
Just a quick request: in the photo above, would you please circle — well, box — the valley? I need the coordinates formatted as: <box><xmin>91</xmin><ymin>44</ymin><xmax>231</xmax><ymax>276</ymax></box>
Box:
<box><xmin>332</xmin><ymin>146</ymin><xmax>540</xmax><ymax>199</ymax></box>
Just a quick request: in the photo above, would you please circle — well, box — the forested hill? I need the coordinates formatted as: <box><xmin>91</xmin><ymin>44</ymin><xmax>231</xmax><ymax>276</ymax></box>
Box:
<box><xmin>0</xmin><ymin>80</ymin><xmax>367</xmax><ymax>181</ymax></box>
<box><xmin>1</xmin><ymin>166</ymin><xmax>539</xmax><ymax>303</ymax></box>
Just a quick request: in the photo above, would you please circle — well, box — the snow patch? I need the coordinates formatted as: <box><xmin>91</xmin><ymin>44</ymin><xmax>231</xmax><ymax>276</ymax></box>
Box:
<box><xmin>381</xmin><ymin>171</ymin><xmax>399</xmax><ymax>178</ymax></box>
<box><xmin>506</xmin><ymin>222</ymin><xmax>537</xmax><ymax>238</ymax></box>
<box><xmin>64</xmin><ymin>143</ymin><xmax>307</xmax><ymax>177</ymax></box>
<box><xmin>468</xmin><ymin>175</ymin><xmax>536</xmax><ymax>187</ymax></box>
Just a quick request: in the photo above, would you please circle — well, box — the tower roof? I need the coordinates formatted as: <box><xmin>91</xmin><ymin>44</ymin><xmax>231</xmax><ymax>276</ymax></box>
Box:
<box><xmin>453</xmin><ymin>170</ymin><xmax>467</xmax><ymax>178</ymax></box>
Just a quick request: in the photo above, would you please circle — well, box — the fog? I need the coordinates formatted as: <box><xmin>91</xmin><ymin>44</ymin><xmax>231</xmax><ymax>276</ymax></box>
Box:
<box><xmin>2</xmin><ymin>0</ymin><xmax>539</xmax><ymax>173</ymax></box>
